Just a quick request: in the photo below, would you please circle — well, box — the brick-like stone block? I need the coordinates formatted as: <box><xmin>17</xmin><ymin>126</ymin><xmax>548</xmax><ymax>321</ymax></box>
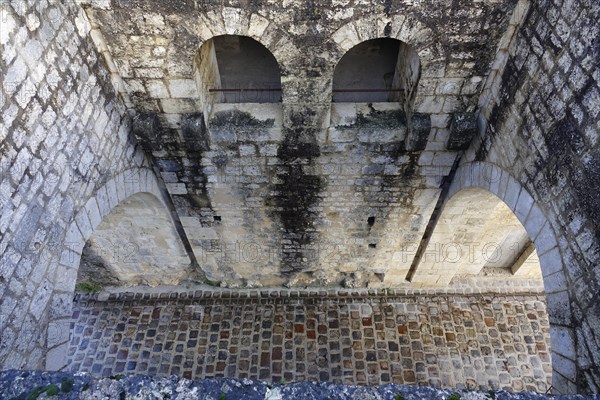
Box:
<box><xmin>447</xmin><ymin>113</ymin><xmax>478</xmax><ymax>150</ymax></box>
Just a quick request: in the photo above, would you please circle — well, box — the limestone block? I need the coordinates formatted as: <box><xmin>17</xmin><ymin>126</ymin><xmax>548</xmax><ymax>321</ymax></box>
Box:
<box><xmin>146</xmin><ymin>80</ymin><xmax>170</xmax><ymax>98</ymax></box>
<box><xmin>535</xmin><ymin>222</ymin><xmax>558</xmax><ymax>256</ymax></box>
<box><xmin>168</xmin><ymin>79</ymin><xmax>198</xmax><ymax>98</ymax></box>
<box><xmin>52</xmin><ymin>264</ymin><xmax>78</xmax><ymax>293</ymax></box>
<box><xmin>64</xmin><ymin>223</ymin><xmax>84</xmax><ymax>253</ymax></box>
<box><xmin>28</xmin><ymin>281</ymin><xmax>52</xmax><ymax>321</ymax></box>
<box><xmin>160</xmin><ymin>99</ymin><xmax>197</xmax><ymax>114</ymax></box>
<box><xmin>74</xmin><ymin>209</ymin><xmax>93</xmax><ymax>240</ymax></box>
<box><xmin>47</xmin><ymin>319</ymin><xmax>71</xmax><ymax>350</ymax></box>
<box><xmin>552</xmin><ymin>352</ymin><xmax>577</xmax><ymax>383</ymax></box>
<box><xmin>514</xmin><ymin>189</ymin><xmax>533</xmax><ymax>222</ymax></box>
<box><xmin>248</xmin><ymin>14</ymin><xmax>270</xmax><ymax>39</ymax></box>
<box><xmin>46</xmin><ymin>343</ymin><xmax>68</xmax><ymax>371</ymax></box>
<box><xmin>167</xmin><ymin>183</ymin><xmax>188</xmax><ymax>195</ymax></box>
<box><xmin>332</xmin><ymin>23</ymin><xmax>360</xmax><ymax>51</ymax></box>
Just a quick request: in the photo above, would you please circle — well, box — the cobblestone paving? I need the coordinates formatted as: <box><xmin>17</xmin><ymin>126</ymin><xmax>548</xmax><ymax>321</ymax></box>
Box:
<box><xmin>69</xmin><ymin>291</ymin><xmax>552</xmax><ymax>392</ymax></box>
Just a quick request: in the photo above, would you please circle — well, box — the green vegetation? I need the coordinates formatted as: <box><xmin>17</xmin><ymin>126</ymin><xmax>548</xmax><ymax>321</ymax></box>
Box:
<box><xmin>448</xmin><ymin>394</ymin><xmax>462</xmax><ymax>400</ymax></box>
<box><xmin>76</xmin><ymin>281</ymin><xmax>102</xmax><ymax>293</ymax></box>
<box><xmin>27</xmin><ymin>384</ymin><xmax>60</xmax><ymax>400</ymax></box>
<box><xmin>45</xmin><ymin>385</ymin><xmax>59</xmax><ymax>396</ymax></box>
<box><xmin>395</xmin><ymin>395</ymin><xmax>405</xmax><ymax>400</ymax></box>
<box><xmin>61</xmin><ymin>377</ymin><xmax>75</xmax><ymax>393</ymax></box>
<box><xmin>26</xmin><ymin>386</ymin><xmax>46</xmax><ymax>400</ymax></box>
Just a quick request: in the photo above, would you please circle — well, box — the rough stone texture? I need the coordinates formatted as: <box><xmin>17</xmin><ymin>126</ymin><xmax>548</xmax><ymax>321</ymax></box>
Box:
<box><xmin>77</xmin><ymin>0</ymin><xmax>519</xmax><ymax>288</ymax></box>
<box><xmin>69</xmin><ymin>289</ymin><xmax>551</xmax><ymax>393</ymax></box>
<box><xmin>78</xmin><ymin>192</ymin><xmax>192</xmax><ymax>287</ymax></box>
<box><xmin>2</xmin><ymin>370</ymin><xmax>597</xmax><ymax>400</ymax></box>
<box><xmin>1</xmin><ymin>0</ymin><xmax>599</xmax><ymax>395</ymax></box>
<box><xmin>0</xmin><ymin>1</ymin><xmax>192</xmax><ymax>371</ymax></box>
<box><xmin>448</xmin><ymin>113</ymin><xmax>479</xmax><ymax>151</ymax></box>
<box><xmin>459</xmin><ymin>0</ymin><xmax>600</xmax><ymax>394</ymax></box>
<box><xmin>412</xmin><ymin>188</ymin><xmax>541</xmax><ymax>287</ymax></box>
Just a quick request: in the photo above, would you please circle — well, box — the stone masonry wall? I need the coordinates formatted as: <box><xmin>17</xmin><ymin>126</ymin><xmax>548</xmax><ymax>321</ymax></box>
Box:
<box><xmin>0</xmin><ymin>1</ymin><xmax>188</xmax><ymax>370</ymax></box>
<box><xmin>464</xmin><ymin>0</ymin><xmax>600</xmax><ymax>393</ymax></box>
<box><xmin>81</xmin><ymin>0</ymin><xmax>519</xmax><ymax>288</ymax></box>
<box><xmin>2</xmin><ymin>0</ymin><xmax>599</xmax><ymax>395</ymax></box>
<box><xmin>78</xmin><ymin>192</ymin><xmax>192</xmax><ymax>287</ymax></box>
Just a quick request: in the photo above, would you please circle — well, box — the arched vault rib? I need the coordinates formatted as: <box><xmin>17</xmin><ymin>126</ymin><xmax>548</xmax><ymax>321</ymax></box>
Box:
<box><xmin>45</xmin><ymin>168</ymin><xmax>194</xmax><ymax>371</ymax></box>
<box><xmin>409</xmin><ymin>161</ymin><xmax>574</xmax><ymax>393</ymax></box>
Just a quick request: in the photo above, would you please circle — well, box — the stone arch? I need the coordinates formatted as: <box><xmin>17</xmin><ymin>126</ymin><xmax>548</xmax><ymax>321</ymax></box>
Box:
<box><xmin>44</xmin><ymin>167</ymin><xmax>192</xmax><ymax>371</ymax></box>
<box><xmin>331</xmin><ymin>15</ymin><xmax>445</xmax><ymax>79</ymax></box>
<box><xmin>331</xmin><ymin>37</ymin><xmax>421</xmax><ymax>104</ymax></box>
<box><xmin>193</xmin><ymin>9</ymin><xmax>289</xmax><ymax>54</ymax></box>
<box><xmin>77</xmin><ymin>192</ymin><xmax>191</xmax><ymax>287</ymax></box>
<box><xmin>190</xmin><ymin>10</ymin><xmax>292</xmax><ymax>109</ymax></box>
<box><xmin>194</xmin><ymin>34</ymin><xmax>283</xmax><ymax>106</ymax></box>
<box><xmin>411</xmin><ymin>187</ymin><xmax>542</xmax><ymax>284</ymax></box>
<box><xmin>415</xmin><ymin>161</ymin><xmax>574</xmax><ymax>393</ymax></box>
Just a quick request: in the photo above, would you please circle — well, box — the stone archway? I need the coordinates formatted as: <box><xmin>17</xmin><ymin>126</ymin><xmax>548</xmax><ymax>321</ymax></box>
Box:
<box><xmin>77</xmin><ymin>192</ymin><xmax>191</xmax><ymax>287</ymax></box>
<box><xmin>44</xmin><ymin>168</ymin><xmax>193</xmax><ymax>370</ymax></box>
<box><xmin>331</xmin><ymin>37</ymin><xmax>421</xmax><ymax>105</ymax></box>
<box><xmin>410</xmin><ymin>187</ymin><xmax>542</xmax><ymax>285</ymax></box>
<box><xmin>413</xmin><ymin>161</ymin><xmax>574</xmax><ymax>393</ymax></box>
<box><xmin>188</xmin><ymin>11</ymin><xmax>292</xmax><ymax>109</ymax></box>
<box><xmin>330</xmin><ymin>15</ymin><xmax>445</xmax><ymax>81</ymax></box>
<box><xmin>194</xmin><ymin>34</ymin><xmax>283</xmax><ymax>107</ymax></box>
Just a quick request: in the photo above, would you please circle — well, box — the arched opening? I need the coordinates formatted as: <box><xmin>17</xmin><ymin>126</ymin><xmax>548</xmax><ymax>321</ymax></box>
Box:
<box><xmin>408</xmin><ymin>187</ymin><xmax>552</xmax><ymax>392</ymax></box>
<box><xmin>64</xmin><ymin>192</ymin><xmax>194</xmax><ymax>372</ymax></box>
<box><xmin>45</xmin><ymin>169</ymin><xmax>196</xmax><ymax>372</ymax></box>
<box><xmin>410</xmin><ymin>188</ymin><xmax>543</xmax><ymax>286</ymax></box>
<box><xmin>332</xmin><ymin>38</ymin><xmax>420</xmax><ymax>104</ymax></box>
<box><xmin>76</xmin><ymin>192</ymin><xmax>191</xmax><ymax>288</ymax></box>
<box><xmin>194</xmin><ymin>35</ymin><xmax>282</xmax><ymax>106</ymax></box>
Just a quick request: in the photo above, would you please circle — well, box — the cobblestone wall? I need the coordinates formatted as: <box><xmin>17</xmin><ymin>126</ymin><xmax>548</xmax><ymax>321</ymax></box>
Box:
<box><xmin>69</xmin><ymin>291</ymin><xmax>552</xmax><ymax>392</ymax></box>
<box><xmin>462</xmin><ymin>0</ymin><xmax>600</xmax><ymax>394</ymax></box>
<box><xmin>0</xmin><ymin>1</ymin><xmax>190</xmax><ymax>370</ymax></box>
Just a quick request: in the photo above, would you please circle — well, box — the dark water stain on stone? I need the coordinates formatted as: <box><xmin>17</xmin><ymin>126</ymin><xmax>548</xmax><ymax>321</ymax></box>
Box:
<box><xmin>544</xmin><ymin>115</ymin><xmax>600</xmax><ymax>242</ymax></box>
<box><xmin>383</xmin><ymin>0</ymin><xmax>393</xmax><ymax>17</ymax></box>
<box><xmin>138</xmin><ymin>113</ymin><xmax>214</xmax><ymax>221</ymax></box>
<box><xmin>476</xmin><ymin>59</ymin><xmax>527</xmax><ymax>161</ymax></box>
<box><xmin>181</xmin><ymin>113</ymin><xmax>209</xmax><ymax>152</ymax></box>
<box><xmin>268</xmin><ymin>123</ymin><xmax>325</xmax><ymax>277</ymax></box>
<box><xmin>210</xmin><ymin>109</ymin><xmax>275</xmax><ymax>129</ymax></box>
<box><xmin>337</xmin><ymin>108</ymin><xmax>407</xmax><ymax>130</ymax></box>
<box><xmin>268</xmin><ymin>163</ymin><xmax>325</xmax><ymax>276</ymax></box>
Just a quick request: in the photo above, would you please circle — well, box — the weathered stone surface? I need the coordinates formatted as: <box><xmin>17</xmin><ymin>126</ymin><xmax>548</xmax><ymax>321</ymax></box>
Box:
<box><xmin>67</xmin><ymin>0</ymin><xmax>522</xmax><ymax>289</ymax></box>
<box><xmin>69</xmin><ymin>288</ymin><xmax>551</xmax><ymax>392</ymax></box>
<box><xmin>1</xmin><ymin>0</ymin><xmax>600</xmax><ymax>394</ymax></box>
<box><xmin>78</xmin><ymin>193</ymin><xmax>191</xmax><ymax>287</ymax></box>
<box><xmin>448</xmin><ymin>113</ymin><xmax>479</xmax><ymax>151</ymax></box>
<box><xmin>0</xmin><ymin>1</ymin><xmax>191</xmax><ymax>370</ymax></box>
<box><xmin>0</xmin><ymin>370</ymin><xmax>595</xmax><ymax>400</ymax></box>
<box><xmin>462</xmin><ymin>0</ymin><xmax>600</xmax><ymax>393</ymax></box>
